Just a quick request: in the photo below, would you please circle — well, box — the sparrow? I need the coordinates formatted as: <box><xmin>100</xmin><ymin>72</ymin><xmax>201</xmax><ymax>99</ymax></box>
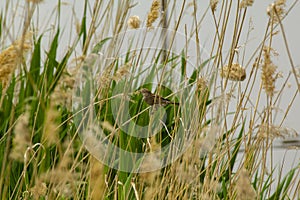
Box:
<box><xmin>139</xmin><ymin>88</ymin><xmax>179</xmax><ymax>106</ymax></box>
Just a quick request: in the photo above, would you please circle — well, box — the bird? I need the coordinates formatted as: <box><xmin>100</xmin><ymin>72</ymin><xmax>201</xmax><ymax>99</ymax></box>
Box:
<box><xmin>139</xmin><ymin>88</ymin><xmax>179</xmax><ymax>106</ymax></box>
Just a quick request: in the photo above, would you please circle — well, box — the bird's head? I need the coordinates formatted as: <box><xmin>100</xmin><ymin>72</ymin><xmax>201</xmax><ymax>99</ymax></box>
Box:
<box><xmin>139</xmin><ymin>88</ymin><xmax>152</xmax><ymax>97</ymax></box>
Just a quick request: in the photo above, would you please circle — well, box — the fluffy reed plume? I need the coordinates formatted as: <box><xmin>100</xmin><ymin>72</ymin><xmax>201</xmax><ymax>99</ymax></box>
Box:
<box><xmin>112</xmin><ymin>62</ymin><xmax>132</xmax><ymax>82</ymax></box>
<box><xmin>51</xmin><ymin>70</ymin><xmax>75</xmax><ymax>109</ymax></box>
<box><xmin>210</xmin><ymin>0</ymin><xmax>219</xmax><ymax>12</ymax></box>
<box><xmin>26</xmin><ymin>0</ymin><xmax>43</xmax><ymax>3</ymax></box>
<box><xmin>42</xmin><ymin>104</ymin><xmax>60</xmax><ymax>146</ymax></box>
<box><xmin>220</xmin><ymin>63</ymin><xmax>246</xmax><ymax>81</ymax></box>
<box><xmin>144</xmin><ymin>186</ymin><xmax>157</xmax><ymax>200</ymax></box>
<box><xmin>261</xmin><ymin>46</ymin><xmax>277</xmax><ymax>97</ymax></box>
<box><xmin>127</xmin><ymin>16</ymin><xmax>141</xmax><ymax>29</ymax></box>
<box><xmin>10</xmin><ymin>111</ymin><xmax>31</xmax><ymax>162</ymax></box>
<box><xmin>199</xmin><ymin>125</ymin><xmax>219</xmax><ymax>155</ymax></box>
<box><xmin>0</xmin><ymin>36</ymin><xmax>31</xmax><ymax>88</ymax></box>
<box><xmin>96</xmin><ymin>61</ymin><xmax>132</xmax><ymax>93</ymax></box>
<box><xmin>33</xmin><ymin>140</ymin><xmax>78</xmax><ymax>198</ymax></box>
<box><xmin>197</xmin><ymin>77</ymin><xmax>208</xmax><ymax>92</ymax></box>
<box><xmin>30</xmin><ymin>180</ymin><xmax>47</xmax><ymax>200</ymax></box>
<box><xmin>267</xmin><ymin>0</ymin><xmax>286</xmax><ymax>22</ymax></box>
<box><xmin>235</xmin><ymin>168</ymin><xmax>257</xmax><ymax>200</ymax></box>
<box><xmin>240</xmin><ymin>0</ymin><xmax>254</xmax><ymax>8</ymax></box>
<box><xmin>100</xmin><ymin>121</ymin><xmax>115</xmax><ymax>132</ymax></box>
<box><xmin>175</xmin><ymin>162</ymin><xmax>198</xmax><ymax>184</ymax></box>
<box><xmin>139</xmin><ymin>155</ymin><xmax>161</xmax><ymax>199</ymax></box>
<box><xmin>257</xmin><ymin>123</ymin><xmax>298</xmax><ymax>140</ymax></box>
<box><xmin>42</xmin><ymin>169</ymin><xmax>76</xmax><ymax>198</ymax></box>
<box><xmin>97</xmin><ymin>67</ymin><xmax>112</xmax><ymax>89</ymax></box>
<box><xmin>146</xmin><ymin>0</ymin><xmax>160</xmax><ymax>28</ymax></box>
<box><xmin>139</xmin><ymin>154</ymin><xmax>161</xmax><ymax>173</ymax></box>
<box><xmin>89</xmin><ymin>157</ymin><xmax>106</xmax><ymax>200</ymax></box>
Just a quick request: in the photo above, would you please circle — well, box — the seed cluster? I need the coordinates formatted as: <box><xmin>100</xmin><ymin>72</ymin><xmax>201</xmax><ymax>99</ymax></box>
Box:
<box><xmin>220</xmin><ymin>63</ymin><xmax>246</xmax><ymax>81</ymax></box>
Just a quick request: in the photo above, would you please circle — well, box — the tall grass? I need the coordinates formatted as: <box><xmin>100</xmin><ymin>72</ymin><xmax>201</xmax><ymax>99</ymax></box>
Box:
<box><xmin>0</xmin><ymin>0</ymin><xmax>299</xmax><ymax>199</ymax></box>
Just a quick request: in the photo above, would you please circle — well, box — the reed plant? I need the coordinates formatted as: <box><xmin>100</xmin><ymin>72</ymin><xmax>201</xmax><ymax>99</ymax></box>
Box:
<box><xmin>0</xmin><ymin>0</ymin><xmax>299</xmax><ymax>199</ymax></box>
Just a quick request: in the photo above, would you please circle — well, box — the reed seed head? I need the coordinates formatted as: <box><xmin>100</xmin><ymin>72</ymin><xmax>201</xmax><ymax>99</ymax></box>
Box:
<box><xmin>235</xmin><ymin>168</ymin><xmax>257</xmax><ymax>200</ymax></box>
<box><xmin>197</xmin><ymin>77</ymin><xmax>208</xmax><ymax>91</ymax></box>
<box><xmin>240</xmin><ymin>0</ymin><xmax>254</xmax><ymax>8</ymax></box>
<box><xmin>147</xmin><ymin>0</ymin><xmax>160</xmax><ymax>28</ymax></box>
<box><xmin>258</xmin><ymin>123</ymin><xmax>298</xmax><ymax>140</ymax></box>
<box><xmin>26</xmin><ymin>0</ymin><xmax>43</xmax><ymax>3</ymax></box>
<box><xmin>112</xmin><ymin>62</ymin><xmax>132</xmax><ymax>82</ymax></box>
<box><xmin>42</xmin><ymin>105</ymin><xmax>60</xmax><ymax>146</ymax></box>
<box><xmin>30</xmin><ymin>180</ymin><xmax>47</xmax><ymax>200</ymax></box>
<box><xmin>0</xmin><ymin>35</ymin><xmax>32</xmax><ymax>87</ymax></box>
<box><xmin>220</xmin><ymin>63</ymin><xmax>246</xmax><ymax>81</ymax></box>
<box><xmin>261</xmin><ymin>46</ymin><xmax>277</xmax><ymax>97</ymax></box>
<box><xmin>51</xmin><ymin>70</ymin><xmax>75</xmax><ymax>109</ymax></box>
<box><xmin>210</xmin><ymin>0</ymin><xmax>219</xmax><ymax>12</ymax></box>
<box><xmin>128</xmin><ymin>16</ymin><xmax>141</xmax><ymax>29</ymax></box>
<box><xmin>267</xmin><ymin>0</ymin><xmax>286</xmax><ymax>22</ymax></box>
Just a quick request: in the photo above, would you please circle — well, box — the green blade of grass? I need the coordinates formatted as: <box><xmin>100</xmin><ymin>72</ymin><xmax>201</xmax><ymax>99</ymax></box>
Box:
<box><xmin>25</xmin><ymin>35</ymin><xmax>42</xmax><ymax>98</ymax></box>
<box><xmin>268</xmin><ymin>166</ymin><xmax>297</xmax><ymax>200</ymax></box>
<box><xmin>92</xmin><ymin>37</ymin><xmax>112</xmax><ymax>54</ymax></box>
<box><xmin>44</xmin><ymin>29</ymin><xmax>59</xmax><ymax>89</ymax></box>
